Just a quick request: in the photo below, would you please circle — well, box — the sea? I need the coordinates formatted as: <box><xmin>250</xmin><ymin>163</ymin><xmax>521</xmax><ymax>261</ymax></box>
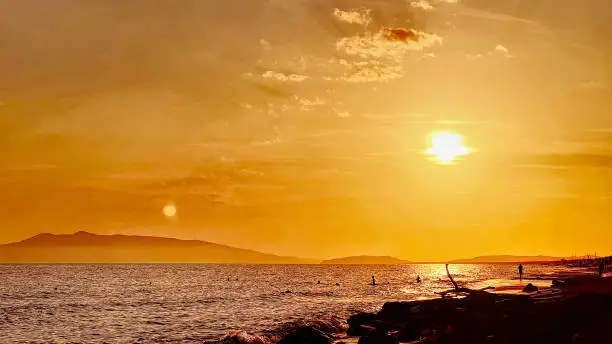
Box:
<box><xmin>0</xmin><ymin>264</ymin><xmax>569</xmax><ymax>343</ymax></box>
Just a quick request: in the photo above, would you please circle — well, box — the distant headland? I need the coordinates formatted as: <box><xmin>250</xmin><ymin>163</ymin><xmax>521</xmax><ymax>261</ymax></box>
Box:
<box><xmin>321</xmin><ymin>256</ymin><xmax>411</xmax><ymax>265</ymax></box>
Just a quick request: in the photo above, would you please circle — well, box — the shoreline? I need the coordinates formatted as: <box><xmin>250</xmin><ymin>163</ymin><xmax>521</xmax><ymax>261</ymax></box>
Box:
<box><xmin>229</xmin><ymin>274</ymin><xmax>612</xmax><ymax>344</ymax></box>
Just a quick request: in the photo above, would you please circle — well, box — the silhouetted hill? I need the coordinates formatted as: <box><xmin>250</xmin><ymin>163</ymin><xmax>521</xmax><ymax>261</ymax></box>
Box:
<box><xmin>0</xmin><ymin>231</ymin><xmax>313</xmax><ymax>263</ymax></box>
<box><xmin>322</xmin><ymin>255</ymin><xmax>410</xmax><ymax>264</ymax></box>
<box><xmin>449</xmin><ymin>255</ymin><xmax>563</xmax><ymax>264</ymax></box>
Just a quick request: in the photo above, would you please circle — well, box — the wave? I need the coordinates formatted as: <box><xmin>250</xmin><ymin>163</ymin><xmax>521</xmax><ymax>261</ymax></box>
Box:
<box><xmin>207</xmin><ymin>317</ymin><xmax>347</xmax><ymax>344</ymax></box>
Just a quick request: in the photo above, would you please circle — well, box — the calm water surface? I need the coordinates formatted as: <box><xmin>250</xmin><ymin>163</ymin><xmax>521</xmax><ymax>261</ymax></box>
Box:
<box><xmin>0</xmin><ymin>264</ymin><xmax>566</xmax><ymax>343</ymax></box>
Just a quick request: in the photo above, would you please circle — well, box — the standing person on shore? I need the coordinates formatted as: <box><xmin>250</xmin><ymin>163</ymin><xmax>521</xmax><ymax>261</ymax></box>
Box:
<box><xmin>598</xmin><ymin>260</ymin><xmax>605</xmax><ymax>278</ymax></box>
<box><xmin>518</xmin><ymin>264</ymin><xmax>524</xmax><ymax>280</ymax></box>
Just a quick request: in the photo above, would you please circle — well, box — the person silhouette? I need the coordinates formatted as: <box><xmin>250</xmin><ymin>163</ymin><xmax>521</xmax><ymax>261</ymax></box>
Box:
<box><xmin>518</xmin><ymin>264</ymin><xmax>524</xmax><ymax>280</ymax></box>
<box><xmin>416</xmin><ymin>275</ymin><xmax>421</xmax><ymax>283</ymax></box>
<box><xmin>598</xmin><ymin>260</ymin><xmax>605</xmax><ymax>278</ymax></box>
<box><xmin>371</xmin><ymin>276</ymin><xmax>376</xmax><ymax>286</ymax></box>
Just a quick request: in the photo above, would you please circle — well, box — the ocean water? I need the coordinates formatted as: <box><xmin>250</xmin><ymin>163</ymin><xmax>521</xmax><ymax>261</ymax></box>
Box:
<box><xmin>0</xmin><ymin>264</ymin><xmax>568</xmax><ymax>343</ymax></box>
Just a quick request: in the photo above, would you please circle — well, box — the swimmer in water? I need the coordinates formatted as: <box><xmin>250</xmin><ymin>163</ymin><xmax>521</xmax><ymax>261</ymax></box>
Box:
<box><xmin>416</xmin><ymin>275</ymin><xmax>421</xmax><ymax>283</ymax></box>
<box><xmin>317</xmin><ymin>280</ymin><xmax>321</xmax><ymax>284</ymax></box>
<box><xmin>371</xmin><ymin>276</ymin><xmax>376</xmax><ymax>285</ymax></box>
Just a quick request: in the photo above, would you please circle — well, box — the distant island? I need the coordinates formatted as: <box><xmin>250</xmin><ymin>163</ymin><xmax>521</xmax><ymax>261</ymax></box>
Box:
<box><xmin>449</xmin><ymin>255</ymin><xmax>563</xmax><ymax>264</ymax></box>
<box><xmin>0</xmin><ymin>231</ymin><xmax>313</xmax><ymax>264</ymax></box>
<box><xmin>320</xmin><ymin>255</ymin><xmax>562</xmax><ymax>264</ymax></box>
<box><xmin>322</xmin><ymin>255</ymin><xmax>410</xmax><ymax>264</ymax></box>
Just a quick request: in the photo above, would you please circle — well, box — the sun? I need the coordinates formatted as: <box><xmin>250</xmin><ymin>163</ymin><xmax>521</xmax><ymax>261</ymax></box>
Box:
<box><xmin>162</xmin><ymin>203</ymin><xmax>177</xmax><ymax>218</ymax></box>
<box><xmin>425</xmin><ymin>132</ymin><xmax>470</xmax><ymax>164</ymax></box>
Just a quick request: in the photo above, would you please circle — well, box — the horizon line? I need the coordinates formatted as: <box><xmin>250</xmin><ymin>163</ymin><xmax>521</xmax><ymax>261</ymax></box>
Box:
<box><xmin>2</xmin><ymin>230</ymin><xmax>609</xmax><ymax>263</ymax></box>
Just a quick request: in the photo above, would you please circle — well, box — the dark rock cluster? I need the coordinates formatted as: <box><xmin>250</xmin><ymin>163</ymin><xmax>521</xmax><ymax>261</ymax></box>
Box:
<box><xmin>344</xmin><ymin>292</ymin><xmax>612</xmax><ymax>344</ymax></box>
<box><xmin>274</xmin><ymin>290</ymin><xmax>612</xmax><ymax>343</ymax></box>
<box><xmin>270</xmin><ymin>278</ymin><xmax>612</xmax><ymax>344</ymax></box>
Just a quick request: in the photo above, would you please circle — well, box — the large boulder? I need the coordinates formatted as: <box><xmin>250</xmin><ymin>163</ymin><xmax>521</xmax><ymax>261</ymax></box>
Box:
<box><xmin>347</xmin><ymin>313</ymin><xmax>378</xmax><ymax>336</ymax></box>
<box><xmin>377</xmin><ymin>302</ymin><xmax>418</xmax><ymax>322</ymax></box>
<box><xmin>522</xmin><ymin>283</ymin><xmax>538</xmax><ymax>293</ymax></box>
<box><xmin>551</xmin><ymin>279</ymin><xmax>567</xmax><ymax>286</ymax></box>
<box><xmin>277</xmin><ymin>326</ymin><xmax>332</xmax><ymax>344</ymax></box>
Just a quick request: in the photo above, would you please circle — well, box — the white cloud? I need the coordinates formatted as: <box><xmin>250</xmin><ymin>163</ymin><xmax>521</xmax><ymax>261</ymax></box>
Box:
<box><xmin>495</xmin><ymin>44</ymin><xmax>509</xmax><ymax>54</ymax></box>
<box><xmin>333</xmin><ymin>8</ymin><xmax>371</xmax><ymax>26</ymax></box>
<box><xmin>334</xmin><ymin>109</ymin><xmax>350</xmax><ymax>118</ymax></box>
<box><xmin>339</xmin><ymin>63</ymin><xmax>404</xmax><ymax>83</ymax></box>
<box><xmin>336</xmin><ymin>28</ymin><xmax>442</xmax><ymax>60</ymax></box>
<box><xmin>251</xmin><ymin>137</ymin><xmax>282</xmax><ymax>146</ymax></box>
<box><xmin>409</xmin><ymin>0</ymin><xmax>435</xmax><ymax>11</ymax></box>
<box><xmin>494</xmin><ymin>44</ymin><xmax>513</xmax><ymax>57</ymax></box>
<box><xmin>329</xmin><ymin>26</ymin><xmax>442</xmax><ymax>83</ymax></box>
<box><xmin>262</xmin><ymin>71</ymin><xmax>309</xmax><ymax>82</ymax></box>
<box><xmin>294</xmin><ymin>96</ymin><xmax>325</xmax><ymax>107</ymax></box>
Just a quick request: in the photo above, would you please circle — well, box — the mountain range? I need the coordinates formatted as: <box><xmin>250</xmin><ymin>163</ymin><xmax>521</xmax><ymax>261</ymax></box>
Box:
<box><xmin>0</xmin><ymin>231</ymin><xmax>312</xmax><ymax>263</ymax></box>
<box><xmin>0</xmin><ymin>232</ymin><xmax>565</xmax><ymax>264</ymax></box>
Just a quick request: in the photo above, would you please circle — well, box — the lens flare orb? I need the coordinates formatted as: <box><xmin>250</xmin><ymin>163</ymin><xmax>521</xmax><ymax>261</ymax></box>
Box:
<box><xmin>162</xmin><ymin>203</ymin><xmax>177</xmax><ymax>218</ymax></box>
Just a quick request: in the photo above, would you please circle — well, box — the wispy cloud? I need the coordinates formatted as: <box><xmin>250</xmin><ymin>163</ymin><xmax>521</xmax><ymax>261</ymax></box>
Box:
<box><xmin>261</xmin><ymin>71</ymin><xmax>309</xmax><ymax>82</ymax></box>
<box><xmin>328</xmin><ymin>5</ymin><xmax>442</xmax><ymax>84</ymax></box>
<box><xmin>577</xmin><ymin>80</ymin><xmax>608</xmax><ymax>90</ymax></box>
<box><xmin>409</xmin><ymin>0</ymin><xmax>435</xmax><ymax>11</ymax></box>
<box><xmin>458</xmin><ymin>7</ymin><xmax>535</xmax><ymax>24</ymax></box>
<box><xmin>465</xmin><ymin>45</ymin><xmax>512</xmax><ymax>60</ymax></box>
<box><xmin>336</xmin><ymin>63</ymin><xmax>403</xmax><ymax>83</ymax></box>
<box><xmin>523</xmin><ymin>153</ymin><xmax>612</xmax><ymax>168</ymax></box>
<box><xmin>336</xmin><ymin>28</ymin><xmax>442</xmax><ymax>59</ymax></box>
<box><xmin>333</xmin><ymin>109</ymin><xmax>350</xmax><ymax>118</ymax></box>
<box><xmin>494</xmin><ymin>44</ymin><xmax>513</xmax><ymax>57</ymax></box>
<box><xmin>333</xmin><ymin>8</ymin><xmax>371</xmax><ymax>26</ymax></box>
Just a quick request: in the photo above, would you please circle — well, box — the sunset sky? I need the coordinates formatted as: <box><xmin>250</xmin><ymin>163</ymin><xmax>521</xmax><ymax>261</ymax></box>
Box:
<box><xmin>1</xmin><ymin>0</ymin><xmax>612</xmax><ymax>261</ymax></box>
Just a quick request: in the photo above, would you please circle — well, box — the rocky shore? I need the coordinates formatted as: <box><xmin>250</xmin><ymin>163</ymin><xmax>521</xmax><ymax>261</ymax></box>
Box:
<box><xmin>253</xmin><ymin>277</ymin><xmax>612</xmax><ymax>344</ymax></box>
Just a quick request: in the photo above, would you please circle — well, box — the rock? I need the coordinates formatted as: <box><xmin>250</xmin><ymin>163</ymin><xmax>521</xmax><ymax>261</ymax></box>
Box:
<box><xmin>377</xmin><ymin>302</ymin><xmax>418</xmax><ymax>321</ymax></box>
<box><xmin>357</xmin><ymin>333</ymin><xmax>399</xmax><ymax>344</ymax></box>
<box><xmin>463</xmin><ymin>291</ymin><xmax>498</xmax><ymax>311</ymax></box>
<box><xmin>522</xmin><ymin>283</ymin><xmax>538</xmax><ymax>293</ymax></box>
<box><xmin>277</xmin><ymin>326</ymin><xmax>332</xmax><ymax>344</ymax></box>
<box><xmin>347</xmin><ymin>313</ymin><xmax>378</xmax><ymax>336</ymax></box>
<box><xmin>552</xmin><ymin>279</ymin><xmax>565</xmax><ymax>286</ymax></box>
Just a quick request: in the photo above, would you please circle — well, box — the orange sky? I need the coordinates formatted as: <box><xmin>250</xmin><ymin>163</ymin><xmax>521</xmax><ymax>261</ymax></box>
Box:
<box><xmin>1</xmin><ymin>0</ymin><xmax>612</xmax><ymax>260</ymax></box>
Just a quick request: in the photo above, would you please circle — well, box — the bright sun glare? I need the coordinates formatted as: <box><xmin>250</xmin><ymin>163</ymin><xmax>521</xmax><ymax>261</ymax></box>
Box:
<box><xmin>425</xmin><ymin>132</ymin><xmax>470</xmax><ymax>164</ymax></box>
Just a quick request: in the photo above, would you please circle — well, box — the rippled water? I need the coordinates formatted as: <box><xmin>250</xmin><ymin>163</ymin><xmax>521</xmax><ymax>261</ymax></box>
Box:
<box><xmin>0</xmin><ymin>264</ymin><xmax>569</xmax><ymax>343</ymax></box>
